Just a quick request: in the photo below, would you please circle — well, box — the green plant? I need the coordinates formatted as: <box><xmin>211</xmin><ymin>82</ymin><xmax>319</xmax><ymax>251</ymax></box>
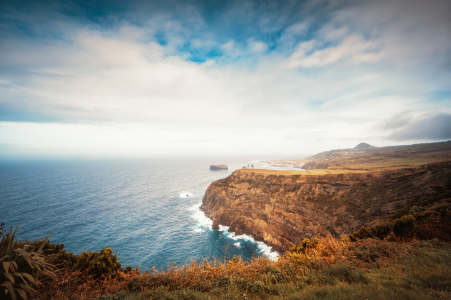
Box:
<box><xmin>75</xmin><ymin>248</ymin><xmax>121</xmax><ymax>278</ymax></box>
<box><xmin>0</xmin><ymin>224</ymin><xmax>56</xmax><ymax>300</ymax></box>
<box><xmin>33</xmin><ymin>241</ymin><xmax>79</xmax><ymax>268</ymax></box>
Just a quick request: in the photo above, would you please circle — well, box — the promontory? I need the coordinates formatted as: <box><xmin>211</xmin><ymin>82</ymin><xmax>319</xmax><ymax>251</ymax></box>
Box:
<box><xmin>201</xmin><ymin>141</ymin><xmax>451</xmax><ymax>253</ymax></box>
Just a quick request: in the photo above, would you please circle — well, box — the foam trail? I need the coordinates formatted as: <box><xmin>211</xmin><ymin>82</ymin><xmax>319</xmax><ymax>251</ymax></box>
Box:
<box><xmin>188</xmin><ymin>202</ymin><xmax>279</xmax><ymax>261</ymax></box>
<box><xmin>226</xmin><ymin>231</ymin><xmax>279</xmax><ymax>261</ymax></box>
<box><xmin>188</xmin><ymin>203</ymin><xmax>213</xmax><ymax>227</ymax></box>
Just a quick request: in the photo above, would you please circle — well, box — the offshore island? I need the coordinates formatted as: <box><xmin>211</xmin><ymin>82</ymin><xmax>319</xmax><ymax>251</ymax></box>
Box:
<box><xmin>2</xmin><ymin>140</ymin><xmax>451</xmax><ymax>299</ymax></box>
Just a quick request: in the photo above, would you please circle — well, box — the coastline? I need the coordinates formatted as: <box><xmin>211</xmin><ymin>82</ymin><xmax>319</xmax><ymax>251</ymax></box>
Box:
<box><xmin>190</xmin><ymin>202</ymin><xmax>279</xmax><ymax>261</ymax></box>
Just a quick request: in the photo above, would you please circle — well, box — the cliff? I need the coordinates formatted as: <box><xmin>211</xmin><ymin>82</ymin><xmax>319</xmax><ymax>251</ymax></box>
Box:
<box><xmin>201</xmin><ymin>161</ymin><xmax>451</xmax><ymax>253</ymax></box>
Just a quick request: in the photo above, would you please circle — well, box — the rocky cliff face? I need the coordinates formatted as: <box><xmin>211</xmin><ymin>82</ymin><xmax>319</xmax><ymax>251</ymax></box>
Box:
<box><xmin>201</xmin><ymin>162</ymin><xmax>451</xmax><ymax>253</ymax></box>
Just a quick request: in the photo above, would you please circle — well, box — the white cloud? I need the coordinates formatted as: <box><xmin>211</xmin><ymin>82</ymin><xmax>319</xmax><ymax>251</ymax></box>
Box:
<box><xmin>0</xmin><ymin>0</ymin><xmax>450</xmax><ymax>157</ymax></box>
<box><xmin>246</xmin><ymin>39</ymin><xmax>268</xmax><ymax>53</ymax></box>
<box><xmin>278</xmin><ymin>21</ymin><xmax>310</xmax><ymax>46</ymax></box>
<box><xmin>287</xmin><ymin>35</ymin><xmax>382</xmax><ymax>68</ymax></box>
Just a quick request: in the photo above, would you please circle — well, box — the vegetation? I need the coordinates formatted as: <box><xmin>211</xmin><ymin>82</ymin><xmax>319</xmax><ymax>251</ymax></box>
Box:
<box><xmin>2</xmin><ymin>169</ymin><xmax>450</xmax><ymax>299</ymax></box>
<box><xmin>75</xmin><ymin>248</ymin><xmax>122</xmax><ymax>279</ymax></box>
<box><xmin>0</xmin><ymin>224</ymin><xmax>56</xmax><ymax>300</ymax></box>
<box><xmin>1</xmin><ymin>212</ymin><xmax>450</xmax><ymax>300</ymax></box>
<box><xmin>350</xmin><ymin>197</ymin><xmax>451</xmax><ymax>241</ymax></box>
<box><xmin>3</xmin><ymin>198</ymin><xmax>451</xmax><ymax>299</ymax></box>
<box><xmin>29</xmin><ymin>236</ymin><xmax>450</xmax><ymax>300</ymax></box>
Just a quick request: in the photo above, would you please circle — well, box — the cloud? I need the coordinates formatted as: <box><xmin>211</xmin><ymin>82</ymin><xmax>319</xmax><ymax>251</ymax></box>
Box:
<box><xmin>246</xmin><ymin>39</ymin><xmax>268</xmax><ymax>53</ymax></box>
<box><xmin>278</xmin><ymin>21</ymin><xmax>310</xmax><ymax>47</ymax></box>
<box><xmin>287</xmin><ymin>35</ymin><xmax>381</xmax><ymax>68</ymax></box>
<box><xmin>331</xmin><ymin>0</ymin><xmax>451</xmax><ymax>68</ymax></box>
<box><xmin>0</xmin><ymin>0</ymin><xmax>450</xmax><ymax>157</ymax></box>
<box><xmin>384</xmin><ymin>113</ymin><xmax>451</xmax><ymax>141</ymax></box>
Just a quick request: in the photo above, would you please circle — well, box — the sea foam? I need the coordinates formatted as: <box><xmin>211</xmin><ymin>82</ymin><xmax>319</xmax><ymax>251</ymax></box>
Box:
<box><xmin>188</xmin><ymin>202</ymin><xmax>213</xmax><ymax>227</ymax></box>
<box><xmin>188</xmin><ymin>202</ymin><xmax>279</xmax><ymax>261</ymax></box>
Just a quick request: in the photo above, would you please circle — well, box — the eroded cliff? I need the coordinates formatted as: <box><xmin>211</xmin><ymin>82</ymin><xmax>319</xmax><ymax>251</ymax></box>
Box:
<box><xmin>200</xmin><ymin>161</ymin><xmax>451</xmax><ymax>253</ymax></box>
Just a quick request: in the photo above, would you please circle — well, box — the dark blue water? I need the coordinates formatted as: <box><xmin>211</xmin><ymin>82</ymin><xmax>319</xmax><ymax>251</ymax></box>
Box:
<box><xmin>0</xmin><ymin>157</ymin><xmax>278</xmax><ymax>270</ymax></box>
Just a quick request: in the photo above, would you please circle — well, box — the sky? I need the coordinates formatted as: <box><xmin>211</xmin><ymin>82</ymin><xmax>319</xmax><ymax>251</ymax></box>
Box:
<box><xmin>0</xmin><ymin>0</ymin><xmax>450</xmax><ymax>159</ymax></box>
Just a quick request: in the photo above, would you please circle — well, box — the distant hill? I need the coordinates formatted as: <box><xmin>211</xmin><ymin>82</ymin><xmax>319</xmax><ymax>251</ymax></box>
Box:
<box><xmin>354</xmin><ymin>142</ymin><xmax>376</xmax><ymax>149</ymax></box>
<box><xmin>305</xmin><ymin>140</ymin><xmax>451</xmax><ymax>170</ymax></box>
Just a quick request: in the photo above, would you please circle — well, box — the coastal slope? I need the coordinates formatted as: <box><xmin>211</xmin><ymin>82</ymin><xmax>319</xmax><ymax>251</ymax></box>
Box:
<box><xmin>201</xmin><ymin>162</ymin><xmax>451</xmax><ymax>253</ymax></box>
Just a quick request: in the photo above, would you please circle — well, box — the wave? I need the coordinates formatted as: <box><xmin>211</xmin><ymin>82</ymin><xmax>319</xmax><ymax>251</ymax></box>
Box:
<box><xmin>188</xmin><ymin>202</ymin><xmax>279</xmax><ymax>261</ymax></box>
<box><xmin>224</xmin><ymin>231</ymin><xmax>279</xmax><ymax>261</ymax></box>
<box><xmin>188</xmin><ymin>203</ymin><xmax>213</xmax><ymax>228</ymax></box>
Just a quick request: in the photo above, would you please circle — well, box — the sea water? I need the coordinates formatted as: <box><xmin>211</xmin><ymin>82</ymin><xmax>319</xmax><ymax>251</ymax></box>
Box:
<box><xmin>0</xmin><ymin>157</ymin><xmax>285</xmax><ymax>270</ymax></box>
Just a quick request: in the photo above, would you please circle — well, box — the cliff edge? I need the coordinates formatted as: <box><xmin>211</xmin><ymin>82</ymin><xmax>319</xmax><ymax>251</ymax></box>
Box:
<box><xmin>201</xmin><ymin>162</ymin><xmax>451</xmax><ymax>253</ymax></box>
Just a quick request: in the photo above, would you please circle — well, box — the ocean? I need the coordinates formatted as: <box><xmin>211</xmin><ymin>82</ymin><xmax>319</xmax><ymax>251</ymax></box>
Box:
<box><xmin>0</xmin><ymin>156</ymin><xmax>283</xmax><ymax>270</ymax></box>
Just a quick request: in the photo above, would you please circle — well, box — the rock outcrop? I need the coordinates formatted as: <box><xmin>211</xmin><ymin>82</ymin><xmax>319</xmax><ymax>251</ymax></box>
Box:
<box><xmin>210</xmin><ymin>165</ymin><xmax>228</xmax><ymax>171</ymax></box>
<box><xmin>201</xmin><ymin>162</ymin><xmax>451</xmax><ymax>253</ymax></box>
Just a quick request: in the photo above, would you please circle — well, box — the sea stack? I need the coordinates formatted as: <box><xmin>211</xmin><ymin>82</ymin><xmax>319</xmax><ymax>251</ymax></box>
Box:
<box><xmin>210</xmin><ymin>165</ymin><xmax>228</xmax><ymax>171</ymax></box>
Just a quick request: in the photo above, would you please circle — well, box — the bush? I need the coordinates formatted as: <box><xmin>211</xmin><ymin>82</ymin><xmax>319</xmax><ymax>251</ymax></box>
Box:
<box><xmin>0</xmin><ymin>224</ymin><xmax>56</xmax><ymax>300</ymax></box>
<box><xmin>349</xmin><ymin>198</ymin><xmax>451</xmax><ymax>241</ymax></box>
<box><xmin>393</xmin><ymin>215</ymin><xmax>416</xmax><ymax>236</ymax></box>
<box><xmin>289</xmin><ymin>238</ymin><xmax>320</xmax><ymax>254</ymax></box>
<box><xmin>75</xmin><ymin>248</ymin><xmax>122</xmax><ymax>278</ymax></box>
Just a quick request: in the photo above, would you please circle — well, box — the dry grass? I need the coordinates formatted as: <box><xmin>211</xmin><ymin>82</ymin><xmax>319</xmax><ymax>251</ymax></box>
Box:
<box><xmin>32</xmin><ymin>237</ymin><xmax>451</xmax><ymax>300</ymax></box>
<box><xmin>239</xmin><ymin>169</ymin><xmax>367</xmax><ymax>176</ymax></box>
<box><xmin>334</xmin><ymin>157</ymin><xmax>444</xmax><ymax>171</ymax></box>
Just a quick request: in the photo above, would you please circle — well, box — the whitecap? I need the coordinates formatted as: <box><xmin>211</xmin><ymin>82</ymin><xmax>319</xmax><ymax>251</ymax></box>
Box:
<box><xmin>187</xmin><ymin>202</ymin><xmax>279</xmax><ymax>261</ymax></box>
<box><xmin>188</xmin><ymin>203</ymin><xmax>213</xmax><ymax>227</ymax></box>
<box><xmin>224</xmin><ymin>230</ymin><xmax>279</xmax><ymax>261</ymax></box>
<box><xmin>234</xmin><ymin>242</ymin><xmax>241</xmax><ymax>247</ymax></box>
<box><xmin>192</xmin><ymin>228</ymin><xmax>204</xmax><ymax>233</ymax></box>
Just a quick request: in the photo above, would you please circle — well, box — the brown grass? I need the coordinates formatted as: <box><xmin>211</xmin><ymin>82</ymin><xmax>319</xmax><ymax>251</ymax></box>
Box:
<box><xmin>32</xmin><ymin>236</ymin><xmax>451</xmax><ymax>300</ymax></box>
<box><xmin>239</xmin><ymin>169</ymin><xmax>367</xmax><ymax>176</ymax></box>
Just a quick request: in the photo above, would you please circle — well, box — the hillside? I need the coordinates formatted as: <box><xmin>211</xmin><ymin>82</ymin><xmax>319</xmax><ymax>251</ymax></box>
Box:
<box><xmin>303</xmin><ymin>140</ymin><xmax>451</xmax><ymax>170</ymax></box>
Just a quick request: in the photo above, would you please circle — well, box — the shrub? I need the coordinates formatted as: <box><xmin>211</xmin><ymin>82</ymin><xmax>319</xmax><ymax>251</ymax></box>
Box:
<box><xmin>289</xmin><ymin>238</ymin><xmax>320</xmax><ymax>254</ymax></box>
<box><xmin>0</xmin><ymin>224</ymin><xmax>56</xmax><ymax>300</ymax></box>
<box><xmin>39</xmin><ymin>241</ymin><xmax>79</xmax><ymax>268</ymax></box>
<box><xmin>349</xmin><ymin>198</ymin><xmax>451</xmax><ymax>241</ymax></box>
<box><xmin>75</xmin><ymin>248</ymin><xmax>122</xmax><ymax>278</ymax></box>
<box><xmin>393</xmin><ymin>215</ymin><xmax>416</xmax><ymax>236</ymax></box>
